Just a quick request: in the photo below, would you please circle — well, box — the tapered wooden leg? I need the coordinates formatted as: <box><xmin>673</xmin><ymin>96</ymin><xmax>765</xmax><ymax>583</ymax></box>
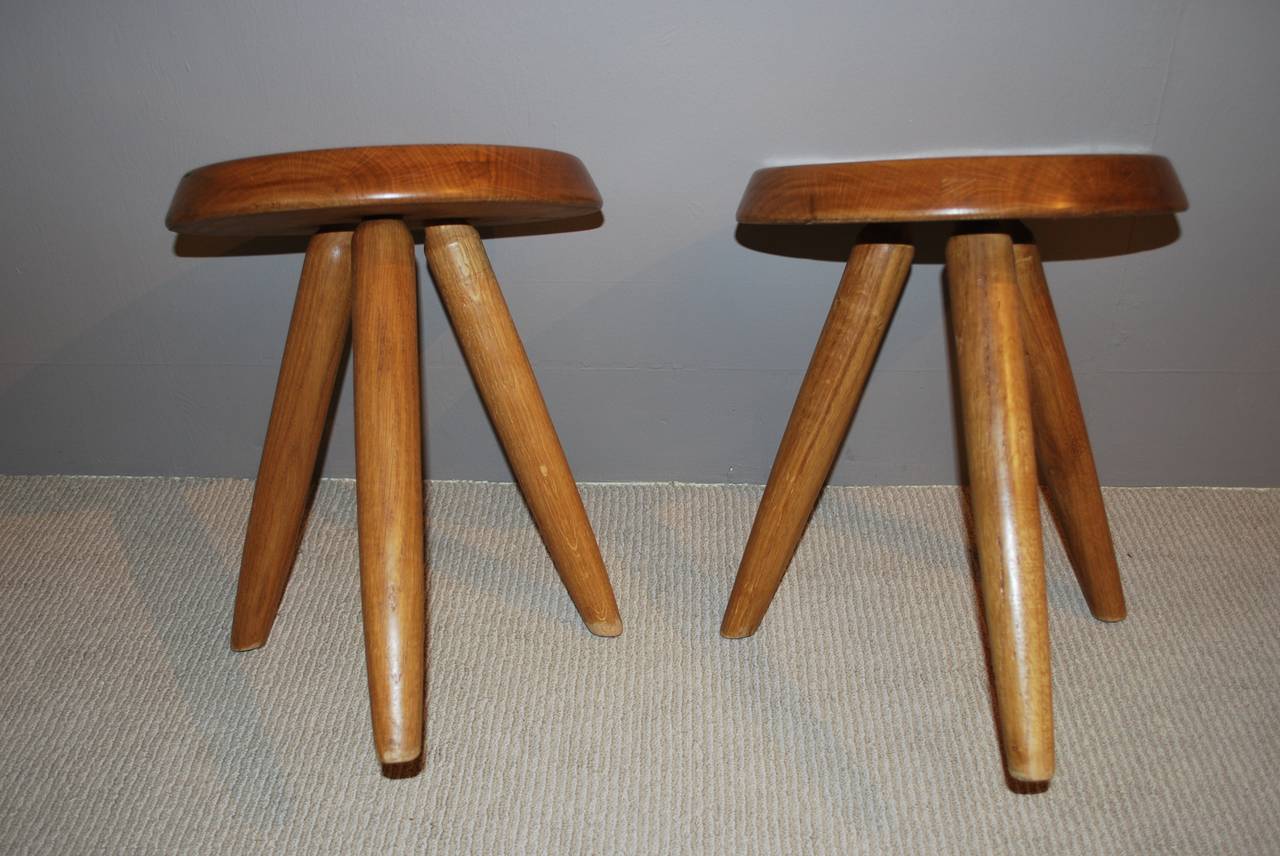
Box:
<box><xmin>947</xmin><ymin>232</ymin><xmax>1053</xmax><ymax>783</ymax></box>
<box><xmin>231</xmin><ymin>231</ymin><xmax>353</xmax><ymax>651</ymax></box>
<box><xmin>423</xmin><ymin>224</ymin><xmax>622</xmax><ymax>636</ymax></box>
<box><xmin>721</xmin><ymin>240</ymin><xmax>914</xmax><ymax>638</ymax></box>
<box><xmin>352</xmin><ymin>219</ymin><xmax>426</xmax><ymax>764</ymax></box>
<box><xmin>1014</xmin><ymin>242</ymin><xmax>1127</xmax><ymax>621</ymax></box>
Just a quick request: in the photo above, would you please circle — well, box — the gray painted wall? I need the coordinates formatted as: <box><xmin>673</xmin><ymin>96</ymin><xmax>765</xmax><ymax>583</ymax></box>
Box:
<box><xmin>2</xmin><ymin>0</ymin><xmax>1277</xmax><ymax>485</ymax></box>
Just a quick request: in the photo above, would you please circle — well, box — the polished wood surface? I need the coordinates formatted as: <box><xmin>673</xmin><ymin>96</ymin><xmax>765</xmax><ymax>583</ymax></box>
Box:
<box><xmin>424</xmin><ymin>224</ymin><xmax>622</xmax><ymax>636</ymax></box>
<box><xmin>231</xmin><ymin>231</ymin><xmax>354</xmax><ymax>651</ymax></box>
<box><xmin>166</xmin><ymin>145</ymin><xmax>602</xmax><ymax>236</ymax></box>
<box><xmin>1014</xmin><ymin>243</ymin><xmax>1127</xmax><ymax>621</ymax></box>
<box><xmin>721</xmin><ymin>241</ymin><xmax>913</xmax><ymax>639</ymax></box>
<box><xmin>947</xmin><ymin>232</ymin><xmax>1053</xmax><ymax>783</ymax></box>
<box><xmin>737</xmin><ymin>155</ymin><xmax>1186</xmax><ymax>224</ymax></box>
<box><xmin>352</xmin><ymin>219</ymin><xmax>426</xmax><ymax>764</ymax></box>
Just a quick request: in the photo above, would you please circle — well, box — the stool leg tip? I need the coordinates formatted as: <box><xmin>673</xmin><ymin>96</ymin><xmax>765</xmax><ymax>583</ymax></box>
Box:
<box><xmin>587</xmin><ymin>616</ymin><xmax>623</xmax><ymax>637</ymax></box>
<box><xmin>719</xmin><ymin>619</ymin><xmax>759</xmax><ymax>640</ymax></box>
<box><xmin>1008</xmin><ymin>759</ymin><xmax>1054</xmax><ymax>784</ymax></box>
<box><xmin>377</xmin><ymin>745</ymin><xmax>422</xmax><ymax>766</ymax></box>
<box><xmin>229</xmin><ymin>629</ymin><xmax>268</xmax><ymax>652</ymax></box>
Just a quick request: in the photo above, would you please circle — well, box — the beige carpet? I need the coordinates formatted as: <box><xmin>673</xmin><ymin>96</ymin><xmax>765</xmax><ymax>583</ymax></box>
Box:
<box><xmin>0</xmin><ymin>477</ymin><xmax>1277</xmax><ymax>854</ymax></box>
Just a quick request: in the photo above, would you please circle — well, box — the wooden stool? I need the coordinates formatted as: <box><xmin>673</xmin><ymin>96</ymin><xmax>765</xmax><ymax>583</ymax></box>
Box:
<box><xmin>720</xmin><ymin>154</ymin><xmax>1186</xmax><ymax>783</ymax></box>
<box><xmin>166</xmin><ymin>145</ymin><xmax>622</xmax><ymax>766</ymax></box>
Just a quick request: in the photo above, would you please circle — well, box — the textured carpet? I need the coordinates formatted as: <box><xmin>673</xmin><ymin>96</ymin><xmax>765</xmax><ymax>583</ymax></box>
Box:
<box><xmin>0</xmin><ymin>477</ymin><xmax>1277</xmax><ymax>854</ymax></box>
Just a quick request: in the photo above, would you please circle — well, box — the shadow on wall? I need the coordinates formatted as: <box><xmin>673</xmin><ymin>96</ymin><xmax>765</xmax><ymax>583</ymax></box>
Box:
<box><xmin>0</xmin><ymin>245</ymin><xmax>338</xmax><ymax>476</ymax></box>
<box><xmin>1</xmin><ymin>210</ymin><xmax>1200</xmax><ymax>482</ymax></box>
<box><xmin>170</xmin><ymin>212</ymin><xmax>606</xmax><ymax>258</ymax></box>
<box><xmin>735</xmin><ymin>215</ymin><xmax>1181</xmax><ymax>263</ymax></box>
<box><xmin>730</xmin><ymin>213</ymin><xmax>1185</xmax><ymax>489</ymax></box>
<box><xmin>0</xmin><ymin>212</ymin><xmax>611</xmax><ymax>478</ymax></box>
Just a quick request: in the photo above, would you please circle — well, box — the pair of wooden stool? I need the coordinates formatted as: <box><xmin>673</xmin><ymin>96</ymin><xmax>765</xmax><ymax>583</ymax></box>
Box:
<box><xmin>166</xmin><ymin>146</ymin><xmax>1185</xmax><ymax>782</ymax></box>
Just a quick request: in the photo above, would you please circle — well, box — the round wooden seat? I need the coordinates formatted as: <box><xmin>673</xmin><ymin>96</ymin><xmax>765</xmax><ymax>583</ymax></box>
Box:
<box><xmin>165</xmin><ymin>144</ymin><xmax>602</xmax><ymax>236</ymax></box>
<box><xmin>737</xmin><ymin>154</ymin><xmax>1187</xmax><ymax>224</ymax></box>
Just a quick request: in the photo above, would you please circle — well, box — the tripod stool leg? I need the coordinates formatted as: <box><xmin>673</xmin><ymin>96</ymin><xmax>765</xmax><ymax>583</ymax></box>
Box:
<box><xmin>232</xmin><ymin>231</ymin><xmax>353</xmax><ymax>651</ymax></box>
<box><xmin>721</xmin><ymin>240</ymin><xmax>913</xmax><ymax>638</ymax></box>
<box><xmin>1013</xmin><ymin>241</ymin><xmax>1126</xmax><ymax>621</ymax></box>
<box><xmin>947</xmin><ymin>232</ymin><xmax>1053</xmax><ymax>783</ymax></box>
<box><xmin>424</xmin><ymin>223</ymin><xmax>622</xmax><ymax>637</ymax></box>
<box><xmin>353</xmin><ymin>219</ymin><xmax>426</xmax><ymax>764</ymax></box>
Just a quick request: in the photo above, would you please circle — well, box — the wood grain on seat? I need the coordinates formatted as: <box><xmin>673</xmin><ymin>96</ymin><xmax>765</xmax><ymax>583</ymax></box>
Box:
<box><xmin>737</xmin><ymin>154</ymin><xmax>1186</xmax><ymax>224</ymax></box>
<box><xmin>166</xmin><ymin>144</ymin><xmax>602</xmax><ymax>236</ymax></box>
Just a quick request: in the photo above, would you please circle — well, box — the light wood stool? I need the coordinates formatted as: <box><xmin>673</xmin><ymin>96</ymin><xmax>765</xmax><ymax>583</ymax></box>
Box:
<box><xmin>721</xmin><ymin>154</ymin><xmax>1186</xmax><ymax>783</ymax></box>
<box><xmin>166</xmin><ymin>144</ymin><xmax>622</xmax><ymax>766</ymax></box>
